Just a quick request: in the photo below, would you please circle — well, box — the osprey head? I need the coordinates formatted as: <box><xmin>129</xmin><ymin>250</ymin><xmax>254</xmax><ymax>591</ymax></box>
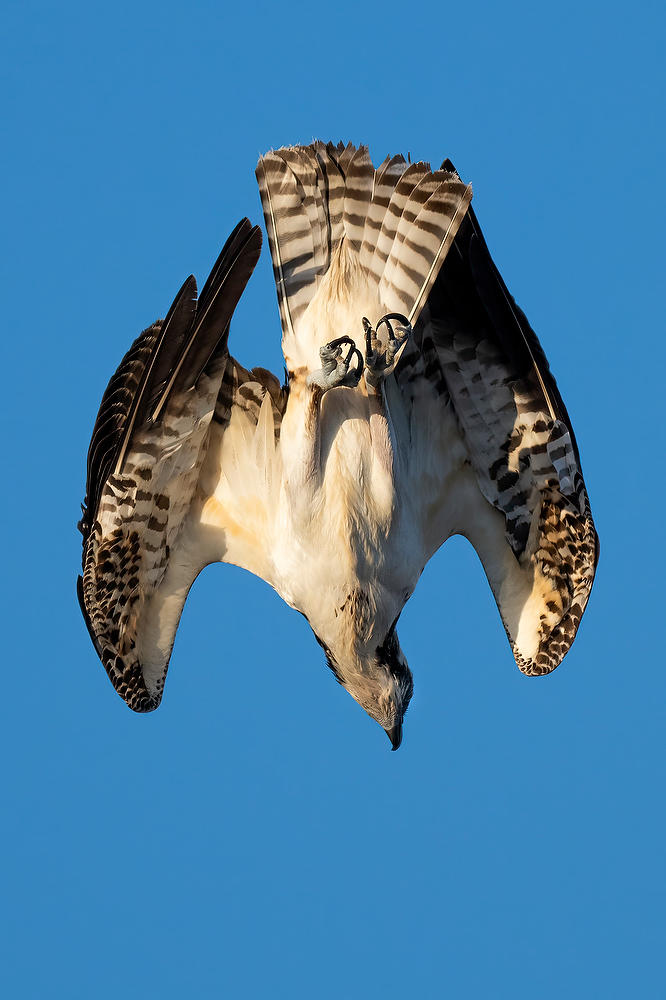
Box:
<box><xmin>316</xmin><ymin>623</ymin><xmax>413</xmax><ymax>750</ymax></box>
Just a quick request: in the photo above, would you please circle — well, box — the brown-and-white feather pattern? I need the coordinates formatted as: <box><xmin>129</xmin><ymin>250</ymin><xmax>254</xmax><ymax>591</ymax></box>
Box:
<box><xmin>79</xmin><ymin>350</ymin><xmax>224</xmax><ymax>709</ymax></box>
<box><xmin>256</xmin><ymin>142</ymin><xmax>472</xmax><ymax>372</ymax></box>
<box><xmin>77</xmin><ymin>218</ymin><xmax>282</xmax><ymax>711</ymax></box>
<box><xmin>396</xmin><ymin>185</ymin><xmax>598</xmax><ymax>676</ymax></box>
<box><xmin>79</xmin><ymin>142</ymin><xmax>598</xmax><ymax>742</ymax></box>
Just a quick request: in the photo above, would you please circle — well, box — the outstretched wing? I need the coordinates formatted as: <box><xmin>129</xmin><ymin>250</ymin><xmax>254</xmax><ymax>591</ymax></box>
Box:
<box><xmin>78</xmin><ymin>219</ymin><xmax>286</xmax><ymax>711</ymax></box>
<box><xmin>395</xmin><ymin>172</ymin><xmax>598</xmax><ymax>675</ymax></box>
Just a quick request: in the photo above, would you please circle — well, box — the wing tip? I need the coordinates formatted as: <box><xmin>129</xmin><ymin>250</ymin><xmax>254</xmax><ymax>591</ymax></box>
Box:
<box><xmin>78</xmin><ymin>574</ymin><xmax>163</xmax><ymax>712</ymax></box>
<box><xmin>511</xmin><ymin>595</ymin><xmax>592</xmax><ymax>678</ymax></box>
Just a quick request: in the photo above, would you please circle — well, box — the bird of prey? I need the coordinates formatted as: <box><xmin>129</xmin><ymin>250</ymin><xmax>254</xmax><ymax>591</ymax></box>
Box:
<box><xmin>77</xmin><ymin>142</ymin><xmax>598</xmax><ymax>749</ymax></box>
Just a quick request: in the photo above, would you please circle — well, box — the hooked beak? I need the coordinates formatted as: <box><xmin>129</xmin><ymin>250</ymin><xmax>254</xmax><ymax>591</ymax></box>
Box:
<box><xmin>384</xmin><ymin>721</ymin><xmax>403</xmax><ymax>751</ymax></box>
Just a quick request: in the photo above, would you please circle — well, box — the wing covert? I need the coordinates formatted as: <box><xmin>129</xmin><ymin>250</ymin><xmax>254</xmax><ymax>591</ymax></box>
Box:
<box><xmin>396</xmin><ymin>181</ymin><xmax>598</xmax><ymax>675</ymax></box>
<box><xmin>77</xmin><ymin>220</ymin><xmax>285</xmax><ymax>711</ymax></box>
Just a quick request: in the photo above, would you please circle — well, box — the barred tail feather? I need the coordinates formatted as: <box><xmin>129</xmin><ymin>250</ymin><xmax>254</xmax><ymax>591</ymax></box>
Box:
<box><xmin>380</xmin><ymin>171</ymin><xmax>472</xmax><ymax>322</ymax></box>
<box><xmin>256</xmin><ymin>142</ymin><xmax>472</xmax><ymax>370</ymax></box>
<box><xmin>341</xmin><ymin>146</ymin><xmax>374</xmax><ymax>254</ymax></box>
<box><xmin>317</xmin><ymin>142</ymin><xmax>346</xmax><ymax>246</ymax></box>
<box><xmin>359</xmin><ymin>154</ymin><xmax>408</xmax><ymax>277</ymax></box>
<box><xmin>256</xmin><ymin>153</ymin><xmax>313</xmax><ymax>340</ymax></box>
<box><xmin>373</xmin><ymin>163</ymin><xmax>430</xmax><ymax>272</ymax></box>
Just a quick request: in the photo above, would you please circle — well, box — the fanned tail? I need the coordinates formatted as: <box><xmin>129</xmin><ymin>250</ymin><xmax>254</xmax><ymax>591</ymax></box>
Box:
<box><xmin>256</xmin><ymin>142</ymin><xmax>472</xmax><ymax>373</ymax></box>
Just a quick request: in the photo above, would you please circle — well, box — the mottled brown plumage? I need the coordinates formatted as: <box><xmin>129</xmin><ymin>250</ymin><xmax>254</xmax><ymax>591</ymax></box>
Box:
<box><xmin>78</xmin><ymin>143</ymin><xmax>598</xmax><ymax>743</ymax></box>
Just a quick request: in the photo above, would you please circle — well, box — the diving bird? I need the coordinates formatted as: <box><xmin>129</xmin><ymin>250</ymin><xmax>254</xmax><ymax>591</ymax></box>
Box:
<box><xmin>77</xmin><ymin>142</ymin><xmax>598</xmax><ymax>749</ymax></box>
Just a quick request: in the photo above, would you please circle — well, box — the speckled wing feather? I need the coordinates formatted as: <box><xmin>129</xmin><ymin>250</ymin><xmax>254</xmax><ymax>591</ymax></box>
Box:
<box><xmin>77</xmin><ymin>219</ymin><xmax>286</xmax><ymax>711</ymax></box>
<box><xmin>396</xmin><ymin>172</ymin><xmax>598</xmax><ymax>675</ymax></box>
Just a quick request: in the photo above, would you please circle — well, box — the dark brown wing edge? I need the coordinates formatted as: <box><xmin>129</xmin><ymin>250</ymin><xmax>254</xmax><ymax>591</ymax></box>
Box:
<box><xmin>78</xmin><ymin>218</ymin><xmax>261</xmax><ymax>545</ymax></box>
<box><xmin>418</xmin><ymin>163</ymin><xmax>599</xmax><ymax>671</ymax></box>
<box><xmin>440</xmin><ymin>159</ymin><xmax>585</xmax><ymax>467</ymax></box>
<box><xmin>464</xmin><ymin>201</ymin><xmax>600</xmax><ymax>582</ymax></box>
<box><xmin>77</xmin><ymin>220</ymin><xmax>262</xmax><ymax>709</ymax></box>
<box><xmin>149</xmin><ymin>219</ymin><xmax>262</xmax><ymax>420</ymax></box>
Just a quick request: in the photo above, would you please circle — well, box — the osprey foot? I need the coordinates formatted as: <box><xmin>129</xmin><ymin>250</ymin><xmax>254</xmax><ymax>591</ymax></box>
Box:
<box><xmin>307</xmin><ymin>336</ymin><xmax>364</xmax><ymax>391</ymax></box>
<box><xmin>363</xmin><ymin>313</ymin><xmax>412</xmax><ymax>390</ymax></box>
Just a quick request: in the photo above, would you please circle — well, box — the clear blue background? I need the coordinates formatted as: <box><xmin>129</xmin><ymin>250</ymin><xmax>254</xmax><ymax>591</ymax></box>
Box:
<box><xmin>3</xmin><ymin>1</ymin><xmax>664</xmax><ymax>996</ymax></box>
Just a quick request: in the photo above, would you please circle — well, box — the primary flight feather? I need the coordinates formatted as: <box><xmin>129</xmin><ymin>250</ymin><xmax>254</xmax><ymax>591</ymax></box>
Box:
<box><xmin>77</xmin><ymin>141</ymin><xmax>598</xmax><ymax>747</ymax></box>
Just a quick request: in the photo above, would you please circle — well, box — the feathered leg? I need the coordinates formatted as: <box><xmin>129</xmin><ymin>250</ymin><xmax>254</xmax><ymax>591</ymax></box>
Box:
<box><xmin>363</xmin><ymin>314</ymin><xmax>412</xmax><ymax>483</ymax></box>
<box><xmin>279</xmin><ymin>380</ymin><xmax>326</xmax><ymax>516</ymax></box>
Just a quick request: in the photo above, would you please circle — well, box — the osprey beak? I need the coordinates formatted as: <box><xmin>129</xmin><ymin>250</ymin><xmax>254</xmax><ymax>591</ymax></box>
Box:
<box><xmin>385</xmin><ymin>721</ymin><xmax>403</xmax><ymax>751</ymax></box>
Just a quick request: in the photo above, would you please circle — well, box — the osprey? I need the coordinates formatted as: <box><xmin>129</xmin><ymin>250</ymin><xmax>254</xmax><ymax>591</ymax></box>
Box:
<box><xmin>78</xmin><ymin>142</ymin><xmax>598</xmax><ymax>749</ymax></box>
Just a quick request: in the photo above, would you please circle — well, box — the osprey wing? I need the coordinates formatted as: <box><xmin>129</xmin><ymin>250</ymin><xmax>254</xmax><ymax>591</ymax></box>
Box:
<box><xmin>396</xmin><ymin>182</ymin><xmax>598</xmax><ymax>675</ymax></box>
<box><xmin>77</xmin><ymin>220</ymin><xmax>285</xmax><ymax>711</ymax></box>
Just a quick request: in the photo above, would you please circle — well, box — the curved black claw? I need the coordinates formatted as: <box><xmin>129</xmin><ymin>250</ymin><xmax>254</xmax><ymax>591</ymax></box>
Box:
<box><xmin>339</xmin><ymin>341</ymin><xmax>364</xmax><ymax>386</ymax></box>
<box><xmin>375</xmin><ymin>313</ymin><xmax>412</xmax><ymax>338</ymax></box>
<box><xmin>376</xmin><ymin>313</ymin><xmax>412</xmax><ymax>364</ymax></box>
<box><xmin>325</xmin><ymin>335</ymin><xmax>358</xmax><ymax>352</ymax></box>
<box><xmin>362</xmin><ymin>317</ymin><xmax>375</xmax><ymax>354</ymax></box>
<box><xmin>363</xmin><ymin>316</ymin><xmax>381</xmax><ymax>367</ymax></box>
<box><xmin>362</xmin><ymin>313</ymin><xmax>413</xmax><ymax>389</ymax></box>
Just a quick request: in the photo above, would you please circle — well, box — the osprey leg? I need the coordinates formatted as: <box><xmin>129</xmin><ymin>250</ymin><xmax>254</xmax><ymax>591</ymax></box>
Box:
<box><xmin>283</xmin><ymin>335</ymin><xmax>363</xmax><ymax>506</ymax></box>
<box><xmin>362</xmin><ymin>315</ymin><xmax>412</xmax><ymax>485</ymax></box>
<box><xmin>278</xmin><ymin>378</ymin><xmax>328</xmax><ymax>511</ymax></box>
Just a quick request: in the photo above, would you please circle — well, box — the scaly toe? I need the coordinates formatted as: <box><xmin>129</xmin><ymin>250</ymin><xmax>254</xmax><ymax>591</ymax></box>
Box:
<box><xmin>308</xmin><ymin>337</ymin><xmax>363</xmax><ymax>391</ymax></box>
<box><xmin>319</xmin><ymin>342</ymin><xmax>342</xmax><ymax>362</ymax></box>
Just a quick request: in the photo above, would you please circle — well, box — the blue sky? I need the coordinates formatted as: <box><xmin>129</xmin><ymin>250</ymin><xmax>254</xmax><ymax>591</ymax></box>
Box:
<box><xmin>3</xmin><ymin>0</ymin><xmax>665</xmax><ymax>996</ymax></box>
